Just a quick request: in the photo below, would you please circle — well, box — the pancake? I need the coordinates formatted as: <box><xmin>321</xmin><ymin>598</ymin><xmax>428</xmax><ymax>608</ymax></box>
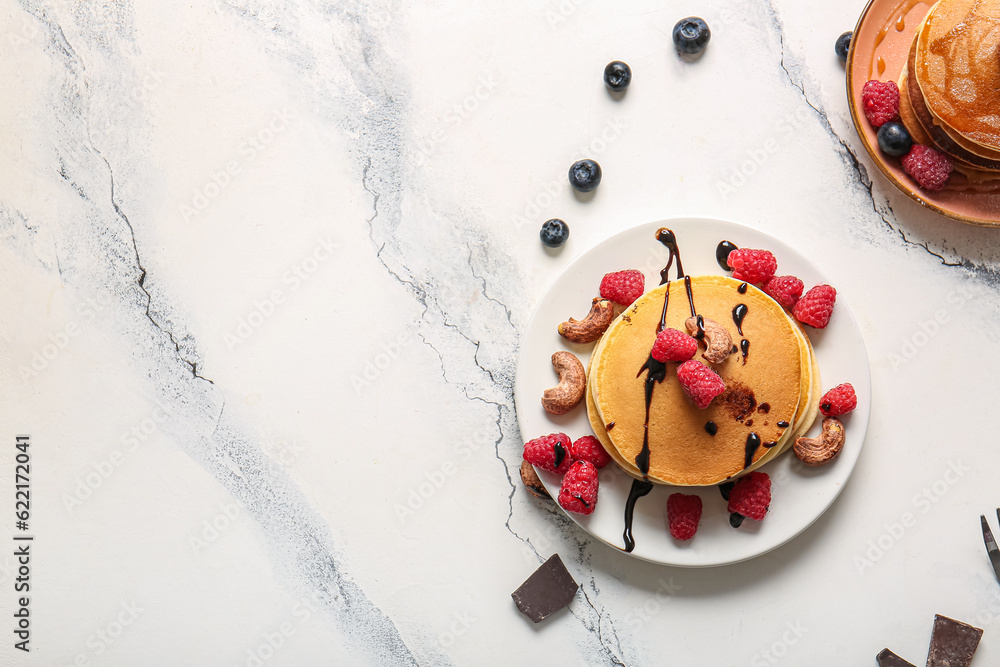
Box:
<box><xmin>587</xmin><ymin>275</ymin><xmax>815</xmax><ymax>486</ymax></box>
<box><xmin>914</xmin><ymin>0</ymin><xmax>1000</xmax><ymax>151</ymax></box>
<box><xmin>905</xmin><ymin>28</ymin><xmax>1000</xmax><ymax>171</ymax></box>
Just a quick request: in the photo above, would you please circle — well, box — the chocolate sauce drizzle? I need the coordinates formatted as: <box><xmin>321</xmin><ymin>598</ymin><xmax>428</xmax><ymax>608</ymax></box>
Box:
<box><xmin>704</xmin><ymin>420</ymin><xmax>717</xmax><ymax>436</ymax></box>
<box><xmin>732</xmin><ymin>304</ymin><xmax>748</xmax><ymax>335</ymax></box>
<box><xmin>716</xmin><ymin>240</ymin><xmax>738</xmax><ymax>271</ymax></box>
<box><xmin>777</xmin><ymin>420</ymin><xmax>789</xmax><ymax>428</ymax></box>
<box><xmin>606</xmin><ymin>421</ymin><xmax>616</xmax><ymax>431</ymax></box>
<box><xmin>623</xmin><ymin>479</ymin><xmax>653</xmax><ymax>553</ymax></box>
<box><xmin>740</xmin><ymin>338</ymin><xmax>750</xmax><ymax>364</ymax></box>
<box><xmin>743</xmin><ymin>433</ymin><xmax>761</xmax><ymax>469</ymax></box>
<box><xmin>737</xmin><ymin>282</ymin><xmax>748</xmax><ymax>294</ymax></box>
<box><xmin>554</xmin><ymin>441</ymin><xmax>567</xmax><ymax>469</ymax></box>
<box><xmin>623</xmin><ymin>227</ymin><xmax>695</xmax><ymax>553</ymax></box>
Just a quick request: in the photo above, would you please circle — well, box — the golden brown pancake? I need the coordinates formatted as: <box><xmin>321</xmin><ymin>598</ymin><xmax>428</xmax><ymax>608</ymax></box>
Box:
<box><xmin>914</xmin><ymin>0</ymin><xmax>1000</xmax><ymax>150</ymax></box>
<box><xmin>906</xmin><ymin>29</ymin><xmax>1000</xmax><ymax>171</ymax></box>
<box><xmin>588</xmin><ymin>275</ymin><xmax>813</xmax><ymax>486</ymax></box>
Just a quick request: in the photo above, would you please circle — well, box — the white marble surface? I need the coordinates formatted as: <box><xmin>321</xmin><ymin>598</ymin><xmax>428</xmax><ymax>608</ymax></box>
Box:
<box><xmin>4</xmin><ymin>0</ymin><xmax>1000</xmax><ymax>665</ymax></box>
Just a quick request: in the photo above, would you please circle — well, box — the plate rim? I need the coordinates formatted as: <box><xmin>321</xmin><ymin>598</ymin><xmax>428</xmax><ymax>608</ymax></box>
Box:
<box><xmin>514</xmin><ymin>217</ymin><xmax>872</xmax><ymax>567</ymax></box>
<box><xmin>846</xmin><ymin>0</ymin><xmax>1000</xmax><ymax>228</ymax></box>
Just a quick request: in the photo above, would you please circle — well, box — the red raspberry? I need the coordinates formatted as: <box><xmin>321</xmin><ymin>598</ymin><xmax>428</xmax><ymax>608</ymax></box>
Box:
<box><xmin>726</xmin><ymin>248</ymin><xmax>777</xmax><ymax>284</ymax></box>
<box><xmin>819</xmin><ymin>382</ymin><xmax>857</xmax><ymax>417</ymax></box>
<box><xmin>728</xmin><ymin>471</ymin><xmax>771</xmax><ymax>522</ymax></box>
<box><xmin>666</xmin><ymin>493</ymin><xmax>703</xmax><ymax>541</ymax></box>
<box><xmin>901</xmin><ymin>145</ymin><xmax>953</xmax><ymax>191</ymax></box>
<box><xmin>792</xmin><ymin>284</ymin><xmax>837</xmax><ymax>328</ymax></box>
<box><xmin>861</xmin><ymin>80</ymin><xmax>900</xmax><ymax>127</ymax></box>
<box><xmin>570</xmin><ymin>435</ymin><xmax>611</xmax><ymax>469</ymax></box>
<box><xmin>523</xmin><ymin>433</ymin><xmax>573</xmax><ymax>474</ymax></box>
<box><xmin>651</xmin><ymin>327</ymin><xmax>698</xmax><ymax>363</ymax></box>
<box><xmin>600</xmin><ymin>270</ymin><xmax>645</xmax><ymax>306</ymax></box>
<box><xmin>558</xmin><ymin>460</ymin><xmax>599</xmax><ymax>515</ymax></box>
<box><xmin>762</xmin><ymin>275</ymin><xmax>804</xmax><ymax>309</ymax></box>
<box><xmin>676</xmin><ymin>360</ymin><xmax>726</xmax><ymax>409</ymax></box>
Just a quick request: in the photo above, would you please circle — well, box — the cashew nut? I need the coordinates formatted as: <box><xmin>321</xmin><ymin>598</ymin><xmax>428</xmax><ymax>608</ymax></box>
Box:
<box><xmin>685</xmin><ymin>316</ymin><xmax>734</xmax><ymax>364</ymax></box>
<box><xmin>793</xmin><ymin>417</ymin><xmax>845</xmax><ymax>466</ymax></box>
<box><xmin>520</xmin><ymin>461</ymin><xmax>551</xmax><ymax>500</ymax></box>
<box><xmin>558</xmin><ymin>298</ymin><xmax>615</xmax><ymax>344</ymax></box>
<box><xmin>541</xmin><ymin>351</ymin><xmax>586</xmax><ymax>415</ymax></box>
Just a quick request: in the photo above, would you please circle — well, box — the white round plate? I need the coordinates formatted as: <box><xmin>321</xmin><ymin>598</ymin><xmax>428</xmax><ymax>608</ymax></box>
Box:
<box><xmin>514</xmin><ymin>218</ymin><xmax>871</xmax><ymax>567</ymax></box>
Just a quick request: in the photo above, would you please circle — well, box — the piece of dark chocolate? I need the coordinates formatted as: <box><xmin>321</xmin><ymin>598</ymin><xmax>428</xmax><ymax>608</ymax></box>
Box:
<box><xmin>876</xmin><ymin>648</ymin><xmax>916</xmax><ymax>667</ymax></box>
<box><xmin>926</xmin><ymin>614</ymin><xmax>983</xmax><ymax>667</ymax></box>
<box><xmin>520</xmin><ymin>461</ymin><xmax>551</xmax><ymax>500</ymax></box>
<box><xmin>511</xmin><ymin>554</ymin><xmax>578</xmax><ymax>623</ymax></box>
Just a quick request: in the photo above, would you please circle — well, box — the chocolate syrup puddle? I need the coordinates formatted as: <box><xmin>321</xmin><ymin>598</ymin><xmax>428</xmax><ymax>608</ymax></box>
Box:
<box><xmin>704</xmin><ymin>420</ymin><xmax>717</xmax><ymax>436</ymax></box>
<box><xmin>716</xmin><ymin>240</ymin><xmax>738</xmax><ymax>271</ymax></box>
<box><xmin>730</xmin><ymin>513</ymin><xmax>745</xmax><ymax>528</ymax></box>
<box><xmin>718</xmin><ymin>481</ymin><xmax>735</xmax><ymax>500</ymax></box>
<box><xmin>743</xmin><ymin>433</ymin><xmax>761</xmax><ymax>469</ymax></box>
<box><xmin>777</xmin><ymin>420</ymin><xmax>790</xmax><ymax>428</ymax></box>
<box><xmin>757</xmin><ymin>403</ymin><xmax>770</xmax><ymax>414</ymax></box>
<box><xmin>763</xmin><ymin>441</ymin><xmax>778</xmax><ymax>449</ymax></box>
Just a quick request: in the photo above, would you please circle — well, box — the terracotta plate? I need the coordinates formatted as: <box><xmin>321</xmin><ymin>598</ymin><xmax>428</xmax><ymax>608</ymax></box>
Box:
<box><xmin>847</xmin><ymin>0</ymin><xmax>1000</xmax><ymax>226</ymax></box>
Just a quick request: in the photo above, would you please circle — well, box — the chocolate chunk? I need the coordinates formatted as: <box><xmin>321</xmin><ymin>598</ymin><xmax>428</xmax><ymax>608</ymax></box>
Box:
<box><xmin>876</xmin><ymin>648</ymin><xmax>916</xmax><ymax>667</ymax></box>
<box><xmin>511</xmin><ymin>554</ymin><xmax>578</xmax><ymax>623</ymax></box>
<box><xmin>926</xmin><ymin>615</ymin><xmax>983</xmax><ymax>667</ymax></box>
<box><xmin>520</xmin><ymin>461</ymin><xmax>551</xmax><ymax>500</ymax></box>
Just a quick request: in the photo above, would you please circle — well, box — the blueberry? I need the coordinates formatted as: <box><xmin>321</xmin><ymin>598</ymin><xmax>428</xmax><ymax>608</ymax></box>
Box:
<box><xmin>672</xmin><ymin>17</ymin><xmax>711</xmax><ymax>55</ymax></box>
<box><xmin>568</xmin><ymin>159</ymin><xmax>602</xmax><ymax>192</ymax></box>
<box><xmin>877</xmin><ymin>122</ymin><xmax>913</xmax><ymax>157</ymax></box>
<box><xmin>604</xmin><ymin>61</ymin><xmax>631</xmax><ymax>92</ymax></box>
<box><xmin>540</xmin><ymin>219</ymin><xmax>569</xmax><ymax>248</ymax></box>
<box><xmin>835</xmin><ymin>31</ymin><xmax>853</xmax><ymax>62</ymax></box>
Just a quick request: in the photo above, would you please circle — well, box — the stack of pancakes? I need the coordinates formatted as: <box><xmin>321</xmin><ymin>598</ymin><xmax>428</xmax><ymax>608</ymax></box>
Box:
<box><xmin>586</xmin><ymin>275</ymin><xmax>820</xmax><ymax>487</ymax></box>
<box><xmin>899</xmin><ymin>0</ymin><xmax>1000</xmax><ymax>189</ymax></box>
